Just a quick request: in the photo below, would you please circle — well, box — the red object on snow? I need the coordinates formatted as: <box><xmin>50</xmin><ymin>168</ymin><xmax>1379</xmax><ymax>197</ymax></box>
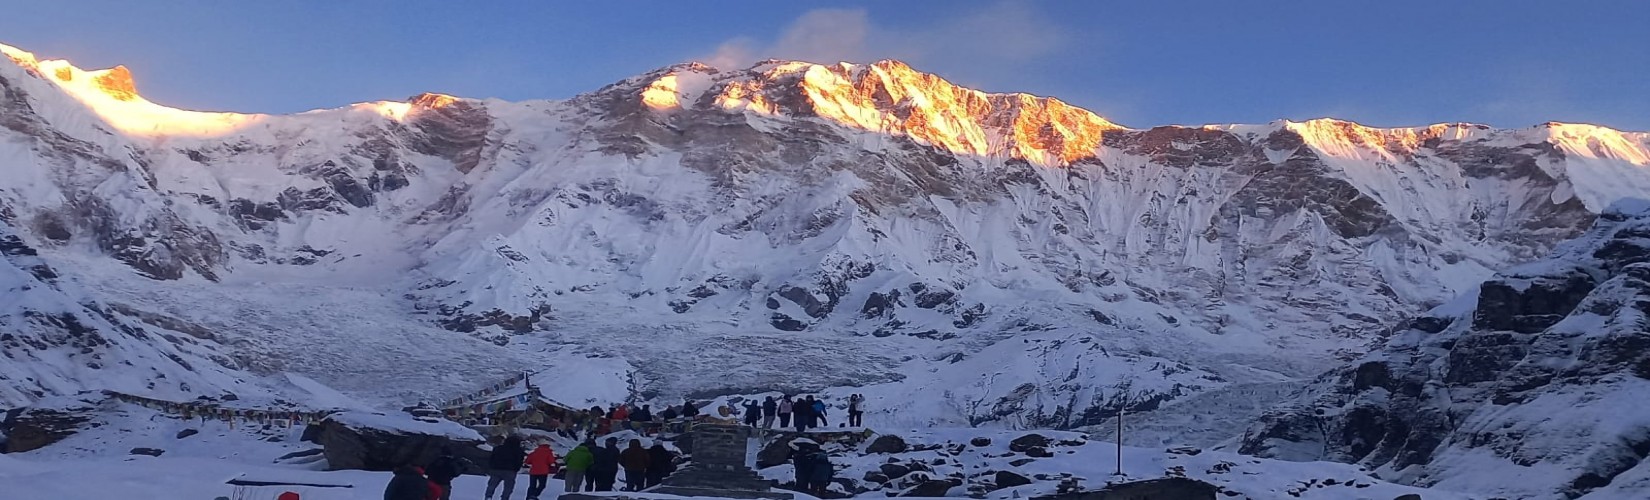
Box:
<box><xmin>277</xmin><ymin>493</ymin><xmax>300</xmax><ymax>500</ymax></box>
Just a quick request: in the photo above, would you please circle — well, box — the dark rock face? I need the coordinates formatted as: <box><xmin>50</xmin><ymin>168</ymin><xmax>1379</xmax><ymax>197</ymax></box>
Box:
<box><xmin>1</xmin><ymin>403</ymin><xmax>95</xmax><ymax>453</ymax></box>
<box><xmin>227</xmin><ymin>199</ymin><xmax>285</xmax><ymax>230</ymax></box>
<box><xmin>434</xmin><ymin>303</ymin><xmax>552</xmax><ymax>336</ymax></box>
<box><xmin>312</xmin><ymin>416</ymin><xmax>484</xmax><ymax>472</ymax></box>
<box><xmin>403</xmin><ymin>93</ymin><xmax>491</xmax><ymax>174</ymax></box>
<box><xmin>1238</xmin><ymin>202</ymin><xmax>1650</xmax><ymax>498</ymax></box>
<box><xmin>969</xmin><ymin>437</ymin><xmax>992</xmax><ymax>448</ymax></box>
<box><xmin>867</xmin><ymin>434</ymin><xmax>909</xmax><ymax>454</ymax></box>
<box><xmin>1471</xmin><ymin>267</ymin><xmax>1597</xmax><ymax>334</ymax></box>
<box><xmin>129</xmin><ymin>447</ymin><xmax>164</xmax><ymax>456</ymax></box>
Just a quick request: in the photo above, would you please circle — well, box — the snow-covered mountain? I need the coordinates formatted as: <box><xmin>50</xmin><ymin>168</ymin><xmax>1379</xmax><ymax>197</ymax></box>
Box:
<box><xmin>2</xmin><ymin>40</ymin><xmax>1649</xmax><ymax>441</ymax></box>
<box><xmin>1237</xmin><ymin>199</ymin><xmax>1650</xmax><ymax>499</ymax></box>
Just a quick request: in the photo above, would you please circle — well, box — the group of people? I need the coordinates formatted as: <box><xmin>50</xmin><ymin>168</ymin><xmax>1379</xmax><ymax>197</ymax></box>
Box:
<box><xmin>388</xmin><ymin>393</ymin><xmax>873</xmax><ymax>499</ymax></box>
<box><xmin>384</xmin><ymin>434</ymin><xmax>678</xmax><ymax>500</ymax></box>
<box><xmin>523</xmin><ymin>399</ymin><xmax>709</xmax><ymax>439</ymax></box>
<box><xmin>561</xmin><ymin>437</ymin><xmax>677</xmax><ymax>494</ymax></box>
<box><xmin>736</xmin><ymin>394</ymin><xmax>869</xmax><ymax>431</ymax></box>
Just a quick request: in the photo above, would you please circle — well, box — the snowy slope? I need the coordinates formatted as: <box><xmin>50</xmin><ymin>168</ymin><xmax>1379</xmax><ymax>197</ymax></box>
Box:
<box><xmin>2</xmin><ymin>40</ymin><xmax>1649</xmax><ymax>445</ymax></box>
<box><xmin>1237</xmin><ymin>199</ymin><xmax>1650</xmax><ymax>499</ymax></box>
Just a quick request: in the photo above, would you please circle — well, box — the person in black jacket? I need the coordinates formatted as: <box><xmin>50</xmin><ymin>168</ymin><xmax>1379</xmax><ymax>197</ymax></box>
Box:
<box><xmin>761</xmin><ymin>396</ymin><xmax>778</xmax><ymax>428</ymax></box>
<box><xmin>486</xmin><ymin>436</ymin><xmax>526</xmax><ymax>500</ymax></box>
<box><xmin>425</xmin><ymin>446</ymin><xmax>470</xmax><ymax>500</ymax></box>
<box><xmin>385</xmin><ymin>464</ymin><xmax>429</xmax><ymax>500</ymax></box>
<box><xmin>588</xmin><ymin>437</ymin><xmax>622</xmax><ymax>491</ymax></box>
<box><xmin>645</xmin><ymin>443</ymin><xmax>675</xmax><ymax>487</ymax></box>
<box><xmin>743</xmin><ymin>400</ymin><xmax>761</xmax><ymax>427</ymax></box>
<box><xmin>792</xmin><ymin>396</ymin><xmax>812</xmax><ymax>432</ymax></box>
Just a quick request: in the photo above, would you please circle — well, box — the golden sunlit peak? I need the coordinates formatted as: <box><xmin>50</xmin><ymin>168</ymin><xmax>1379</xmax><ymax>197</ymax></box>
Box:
<box><xmin>0</xmin><ymin>42</ymin><xmax>262</xmax><ymax>138</ymax></box>
<box><xmin>0</xmin><ymin>42</ymin><xmax>38</xmax><ymax>67</ymax></box>
<box><xmin>409</xmin><ymin>92</ymin><xmax>462</xmax><ymax>109</ymax></box>
<box><xmin>89</xmin><ymin>65</ymin><xmax>138</xmax><ymax>101</ymax></box>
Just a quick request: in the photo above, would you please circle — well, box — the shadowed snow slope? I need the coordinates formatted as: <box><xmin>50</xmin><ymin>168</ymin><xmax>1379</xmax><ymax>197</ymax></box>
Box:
<box><xmin>1239</xmin><ymin>199</ymin><xmax>1650</xmax><ymax>499</ymax></box>
<box><xmin>2</xmin><ymin>40</ymin><xmax>1649</xmax><ymax>452</ymax></box>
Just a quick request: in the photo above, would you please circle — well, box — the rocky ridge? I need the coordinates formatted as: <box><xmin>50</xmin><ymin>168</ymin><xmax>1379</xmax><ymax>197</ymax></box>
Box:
<box><xmin>1238</xmin><ymin>199</ymin><xmax>1650</xmax><ymax>499</ymax></box>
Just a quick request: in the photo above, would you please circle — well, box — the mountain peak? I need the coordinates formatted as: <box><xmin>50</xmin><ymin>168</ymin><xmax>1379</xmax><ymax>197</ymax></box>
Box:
<box><xmin>0</xmin><ymin>44</ymin><xmax>142</xmax><ymax>103</ymax></box>
<box><xmin>677</xmin><ymin>58</ymin><xmax>1124</xmax><ymax>164</ymax></box>
<box><xmin>90</xmin><ymin>65</ymin><xmax>138</xmax><ymax>101</ymax></box>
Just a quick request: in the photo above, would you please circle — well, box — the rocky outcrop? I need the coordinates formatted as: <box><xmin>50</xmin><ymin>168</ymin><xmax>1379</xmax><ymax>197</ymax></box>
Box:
<box><xmin>310</xmin><ymin>412</ymin><xmax>486</xmax><ymax>472</ymax></box>
<box><xmin>1238</xmin><ymin>200</ymin><xmax>1650</xmax><ymax>499</ymax></box>
<box><xmin>1</xmin><ymin>398</ymin><xmax>97</xmax><ymax>453</ymax></box>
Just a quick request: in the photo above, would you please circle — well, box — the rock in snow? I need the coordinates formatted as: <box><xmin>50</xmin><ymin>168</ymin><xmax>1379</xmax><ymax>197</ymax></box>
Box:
<box><xmin>310</xmin><ymin>411</ymin><xmax>484</xmax><ymax>472</ymax></box>
<box><xmin>866</xmin><ymin>434</ymin><xmax>910</xmax><ymax>454</ymax></box>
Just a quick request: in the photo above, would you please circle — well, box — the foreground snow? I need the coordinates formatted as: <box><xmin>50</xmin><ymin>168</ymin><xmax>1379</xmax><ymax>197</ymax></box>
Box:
<box><xmin>0</xmin><ymin>403</ymin><xmax>1476</xmax><ymax>499</ymax></box>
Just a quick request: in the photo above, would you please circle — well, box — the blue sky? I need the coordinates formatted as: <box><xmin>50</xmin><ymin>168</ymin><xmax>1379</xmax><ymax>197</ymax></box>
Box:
<box><xmin>2</xmin><ymin>0</ymin><xmax>1646</xmax><ymax>130</ymax></box>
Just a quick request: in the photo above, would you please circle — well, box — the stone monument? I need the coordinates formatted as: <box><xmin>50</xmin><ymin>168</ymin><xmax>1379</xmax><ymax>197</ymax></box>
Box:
<box><xmin>650</xmin><ymin>424</ymin><xmax>794</xmax><ymax>499</ymax></box>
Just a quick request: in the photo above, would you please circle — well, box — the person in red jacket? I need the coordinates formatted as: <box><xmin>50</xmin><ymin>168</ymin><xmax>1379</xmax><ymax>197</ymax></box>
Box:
<box><xmin>524</xmin><ymin>442</ymin><xmax>559</xmax><ymax>500</ymax></box>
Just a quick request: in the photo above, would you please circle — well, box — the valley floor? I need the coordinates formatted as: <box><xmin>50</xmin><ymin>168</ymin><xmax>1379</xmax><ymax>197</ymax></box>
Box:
<box><xmin>0</xmin><ymin>402</ymin><xmax>1476</xmax><ymax>500</ymax></box>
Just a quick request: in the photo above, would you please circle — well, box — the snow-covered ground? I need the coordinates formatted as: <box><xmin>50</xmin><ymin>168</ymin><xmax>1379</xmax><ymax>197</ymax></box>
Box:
<box><xmin>0</xmin><ymin>401</ymin><xmax>1475</xmax><ymax>500</ymax></box>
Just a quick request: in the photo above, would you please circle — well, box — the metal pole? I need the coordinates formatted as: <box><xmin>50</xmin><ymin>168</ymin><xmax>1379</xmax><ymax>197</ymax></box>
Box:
<box><xmin>1115</xmin><ymin>402</ymin><xmax>1124</xmax><ymax>477</ymax></box>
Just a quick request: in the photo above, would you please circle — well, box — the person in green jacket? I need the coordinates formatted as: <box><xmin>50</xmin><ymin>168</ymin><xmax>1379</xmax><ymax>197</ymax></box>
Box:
<box><xmin>562</xmin><ymin>442</ymin><xmax>596</xmax><ymax>493</ymax></box>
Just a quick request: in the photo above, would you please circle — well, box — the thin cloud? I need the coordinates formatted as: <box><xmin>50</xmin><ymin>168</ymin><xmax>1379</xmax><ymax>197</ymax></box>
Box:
<box><xmin>701</xmin><ymin>2</ymin><xmax>1066</xmax><ymax>71</ymax></box>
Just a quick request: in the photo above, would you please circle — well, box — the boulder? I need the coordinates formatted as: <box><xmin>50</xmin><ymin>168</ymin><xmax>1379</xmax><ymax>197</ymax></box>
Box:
<box><xmin>2</xmin><ymin>401</ymin><xmax>97</xmax><ymax>453</ymax></box>
<box><xmin>1394</xmin><ymin>495</ymin><xmax>1422</xmax><ymax>500</ymax></box>
<box><xmin>969</xmin><ymin>437</ymin><xmax>992</xmax><ymax>447</ymax></box>
<box><xmin>757</xmin><ymin>435</ymin><xmax>796</xmax><ymax>468</ymax></box>
<box><xmin>994</xmin><ymin>471</ymin><xmax>1032</xmax><ymax>489</ymax></box>
<box><xmin>1009</xmin><ymin>433</ymin><xmax>1049</xmax><ymax>453</ymax></box>
<box><xmin>901</xmin><ymin>478</ymin><xmax>962</xmax><ymax>497</ymax></box>
<box><xmin>1009</xmin><ymin>458</ymin><xmax>1037</xmax><ymax>467</ymax></box>
<box><xmin>129</xmin><ymin>447</ymin><xmax>165</xmax><ymax>457</ymax></box>
<box><xmin>867</xmin><ymin>434</ymin><xmax>909</xmax><ymax>454</ymax></box>
<box><xmin>314</xmin><ymin>411</ymin><xmax>486</xmax><ymax>471</ymax></box>
<box><xmin>175</xmin><ymin>428</ymin><xmax>199</xmax><ymax>440</ymax></box>
<box><xmin>880</xmin><ymin>462</ymin><xmax>913</xmax><ymax>480</ymax></box>
<box><xmin>1025</xmin><ymin>446</ymin><xmax>1054</xmax><ymax>458</ymax></box>
<box><xmin>863</xmin><ymin>471</ymin><xmax>890</xmax><ymax>484</ymax></box>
